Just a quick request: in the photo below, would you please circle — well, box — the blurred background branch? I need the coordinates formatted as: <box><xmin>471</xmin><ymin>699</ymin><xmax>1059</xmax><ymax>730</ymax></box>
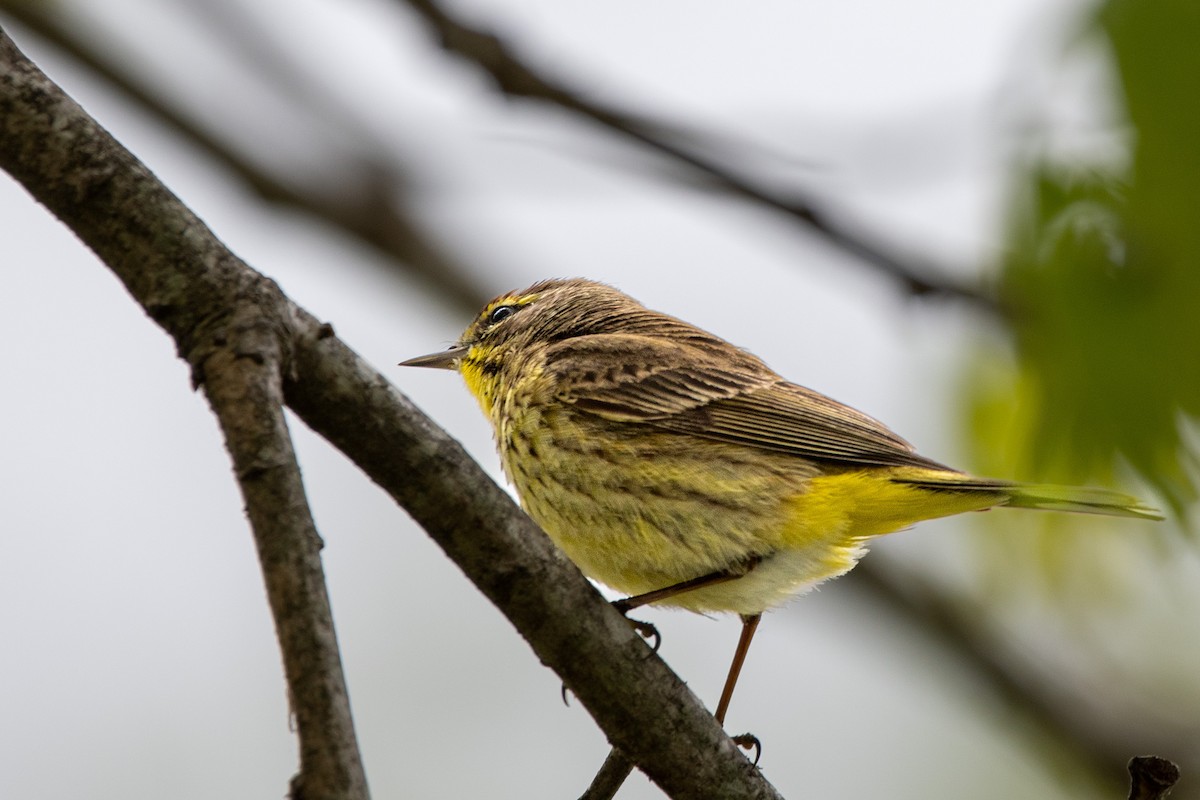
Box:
<box><xmin>0</xmin><ymin>0</ymin><xmax>488</xmax><ymax>313</ymax></box>
<box><xmin>850</xmin><ymin>559</ymin><xmax>1193</xmax><ymax>794</ymax></box>
<box><xmin>400</xmin><ymin>0</ymin><xmax>1001</xmax><ymax>312</ymax></box>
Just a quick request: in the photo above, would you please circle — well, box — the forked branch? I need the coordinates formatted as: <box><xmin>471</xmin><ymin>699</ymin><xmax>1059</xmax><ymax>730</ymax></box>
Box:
<box><xmin>0</xmin><ymin>26</ymin><xmax>782</xmax><ymax>800</ymax></box>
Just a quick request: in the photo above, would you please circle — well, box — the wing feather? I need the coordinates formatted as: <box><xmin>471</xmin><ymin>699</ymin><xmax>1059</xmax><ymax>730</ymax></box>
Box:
<box><xmin>550</xmin><ymin>334</ymin><xmax>949</xmax><ymax>470</ymax></box>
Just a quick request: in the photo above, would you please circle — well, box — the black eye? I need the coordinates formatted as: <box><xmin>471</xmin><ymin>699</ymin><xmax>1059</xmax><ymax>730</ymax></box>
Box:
<box><xmin>489</xmin><ymin>305</ymin><xmax>516</xmax><ymax>324</ymax></box>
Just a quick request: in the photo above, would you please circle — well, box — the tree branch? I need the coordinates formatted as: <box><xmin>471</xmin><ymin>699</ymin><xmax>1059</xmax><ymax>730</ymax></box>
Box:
<box><xmin>0</xmin><ymin>25</ymin><xmax>783</xmax><ymax>800</ymax></box>
<box><xmin>398</xmin><ymin>0</ymin><xmax>1001</xmax><ymax>313</ymax></box>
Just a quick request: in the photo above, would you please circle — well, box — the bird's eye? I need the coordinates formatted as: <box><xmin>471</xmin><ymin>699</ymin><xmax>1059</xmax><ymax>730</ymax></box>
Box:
<box><xmin>489</xmin><ymin>305</ymin><xmax>516</xmax><ymax>324</ymax></box>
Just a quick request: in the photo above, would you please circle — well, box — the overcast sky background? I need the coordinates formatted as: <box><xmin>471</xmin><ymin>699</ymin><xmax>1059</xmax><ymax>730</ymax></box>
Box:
<box><xmin>0</xmin><ymin>0</ymin><xmax>1131</xmax><ymax>797</ymax></box>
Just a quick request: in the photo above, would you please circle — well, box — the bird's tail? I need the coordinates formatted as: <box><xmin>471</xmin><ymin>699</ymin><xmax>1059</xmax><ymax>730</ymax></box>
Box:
<box><xmin>892</xmin><ymin>473</ymin><xmax>1163</xmax><ymax>521</ymax></box>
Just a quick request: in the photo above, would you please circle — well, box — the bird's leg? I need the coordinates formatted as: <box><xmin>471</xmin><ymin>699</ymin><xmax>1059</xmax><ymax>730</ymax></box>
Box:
<box><xmin>717</xmin><ymin>613</ymin><xmax>764</xmax><ymax>764</ymax></box>
<box><xmin>613</xmin><ymin>558</ymin><xmax>767</xmax><ymax>762</ymax></box>
<box><xmin>573</xmin><ymin>558</ymin><xmax>766</xmax><ymax>762</ymax></box>
<box><xmin>563</xmin><ymin>562</ymin><xmax>762</xmax><ymax>706</ymax></box>
<box><xmin>611</xmin><ymin>556</ymin><xmax>762</xmax><ymax>651</ymax></box>
<box><xmin>714</xmin><ymin>613</ymin><xmax>761</xmax><ymax>725</ymax></box>
<box><xmin>613</xmin><ymin>555</ymin><xmax>762</xmax><ymax>613</ymax></box>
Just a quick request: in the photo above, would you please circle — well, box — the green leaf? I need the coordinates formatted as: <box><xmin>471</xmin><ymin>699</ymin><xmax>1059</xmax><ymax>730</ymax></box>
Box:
<box><xmin>981</xmin><ymin>0</ymin><xmax>1200</xmax><ymax>517</ymax></box>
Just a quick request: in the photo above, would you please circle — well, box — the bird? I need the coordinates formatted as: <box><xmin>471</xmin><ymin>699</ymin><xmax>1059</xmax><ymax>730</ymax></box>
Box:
<box><xmin>401</xmin><ymin>277</ymin><xmax>1161</xmax><ymax>734</ymax></box>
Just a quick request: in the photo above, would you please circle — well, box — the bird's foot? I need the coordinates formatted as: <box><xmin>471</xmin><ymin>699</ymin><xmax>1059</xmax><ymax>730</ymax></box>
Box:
<box><xmin>731</xmin><ymin>733</ymin><xmax>762</xmax><ymax>765</ymax></box>
<box><xmin>611</xmin><ymin>598</ymin><xmax>662</xmax><ymax>652</ymax></box>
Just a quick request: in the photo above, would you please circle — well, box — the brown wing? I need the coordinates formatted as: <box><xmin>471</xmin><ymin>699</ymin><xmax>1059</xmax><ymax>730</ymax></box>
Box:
<box><xmin>550</xmin><ymin>334</ymin><xmax>950</xmax><ymax>470</ymax></box>
<box><xmin>654</xmin><ymin>383</ymin><xmax>951</xmax><ymax>469</ymax></box>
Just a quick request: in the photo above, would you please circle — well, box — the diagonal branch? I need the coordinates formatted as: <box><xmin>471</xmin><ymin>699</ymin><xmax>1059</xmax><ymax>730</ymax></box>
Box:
<box><xmin>399</xmin><ymin>0</ymin><xmax>1001</xmax><ymax>314</ymax></box>
<box><xmin>0</xmin><ymin>25</ymin><xmax>783</xmax><ymax>800</ymax></box>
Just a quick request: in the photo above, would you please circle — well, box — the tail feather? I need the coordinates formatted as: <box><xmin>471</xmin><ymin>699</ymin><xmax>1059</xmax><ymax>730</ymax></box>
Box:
<box><xmin>1002</xmin><ymin>483</ymin><xmax>1163</xmax><ymax>520</ymax></box>
<box><xmin>892</xmin><ymin>474</ymin><xmax>1163</xmax><ymax>521</ymax></box>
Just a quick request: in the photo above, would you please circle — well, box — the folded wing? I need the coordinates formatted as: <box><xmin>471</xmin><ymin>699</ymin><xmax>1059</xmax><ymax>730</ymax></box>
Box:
<box><xmin>550</xmin><ymin>333</ymin><xmax>950</xmax><ymax>470</ymax></box>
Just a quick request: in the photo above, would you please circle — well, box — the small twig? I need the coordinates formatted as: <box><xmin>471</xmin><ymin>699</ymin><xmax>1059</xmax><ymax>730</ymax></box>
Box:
<box><xmin>579</xmin><ymin>748</ymin><xmax>637</xmax><ymax>800</ymax></box>
<box><xmin>1127</xmin><ymin>756</ymin><xmax>1180</xmax><ymax>800</ymax></box>
<box><xmin>399</xmin><ymin>0</ymin><xmax>1001</xmax><ymax>314</ymax></box>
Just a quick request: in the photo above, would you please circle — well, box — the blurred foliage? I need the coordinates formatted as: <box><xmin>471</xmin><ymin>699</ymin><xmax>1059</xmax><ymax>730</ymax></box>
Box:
<box><xmin>970</xmin><ymin>0</ymin><xmax>1200</xmax><ymax>520</ymax></box>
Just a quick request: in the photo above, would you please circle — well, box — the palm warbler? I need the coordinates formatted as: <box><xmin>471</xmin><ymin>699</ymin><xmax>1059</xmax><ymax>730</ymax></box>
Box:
<box><xmin>402</xmin><ymin>278</ymin><xmax>1160</xmax><ymax>728</ymax></box>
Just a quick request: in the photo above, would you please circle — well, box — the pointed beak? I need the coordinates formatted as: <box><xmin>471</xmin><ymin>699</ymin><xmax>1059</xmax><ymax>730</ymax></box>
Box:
<box><xmin>399</xmin><ymin>345</ymin><xmax>468</xmax><ymax>370</ymax></box>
